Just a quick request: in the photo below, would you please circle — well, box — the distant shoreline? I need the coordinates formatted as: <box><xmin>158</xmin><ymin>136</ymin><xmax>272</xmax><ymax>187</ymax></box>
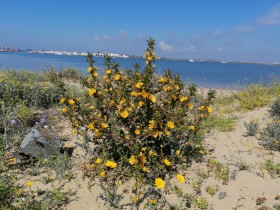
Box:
<box><xmin>1</xmin><ymin>49</ymin><xmax>280</xmax><ymax>66</ymax></box>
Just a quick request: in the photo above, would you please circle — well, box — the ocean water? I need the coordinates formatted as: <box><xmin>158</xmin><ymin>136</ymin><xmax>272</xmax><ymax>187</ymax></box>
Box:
<box><xmin>0</xmin><ymin>52</ymin><xmax>279</xmax><ymax>89</ymax></box>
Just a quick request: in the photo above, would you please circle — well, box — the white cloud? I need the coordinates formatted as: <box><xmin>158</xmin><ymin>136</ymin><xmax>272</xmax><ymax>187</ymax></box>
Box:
<box><xmin>230</xmin><ymin>25</ymin><xmax>254</xmax><ymax>33</ymax></box>
<box><xmin>159</xmin><ymin>41</ymin><xmax>175</xmax><ymax>51</ymax></box>
<box><xmin>182</xmin><ymin>45</ymin><xmax>196</xmax><ymax>52</ymax></box>
<box><xmin>93</xmin><ymin>30</ymin><xmax>128</xmax><ymax>41</ymax></box>
<box><xmin>258</xmin><ymin>3</ymin><xmax>280</xmax><ymax>25</ymax></box>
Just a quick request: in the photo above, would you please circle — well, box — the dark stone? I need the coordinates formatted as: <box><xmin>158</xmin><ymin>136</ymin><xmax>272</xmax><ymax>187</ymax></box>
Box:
<box><xmin>19</xmin><ymin>128</ymin><xmax>72</xmax><ymax>158</ymax></box>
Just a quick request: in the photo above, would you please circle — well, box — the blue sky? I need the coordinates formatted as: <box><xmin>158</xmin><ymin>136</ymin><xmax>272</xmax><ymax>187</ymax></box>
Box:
<box><xmin>1</xmin><ymin>0</ymin><xmax>280</xmax><ymax>61</ymax></box>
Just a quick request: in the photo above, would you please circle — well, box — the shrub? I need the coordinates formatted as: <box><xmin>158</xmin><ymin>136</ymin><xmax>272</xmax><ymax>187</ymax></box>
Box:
<box><xmin>260</xmin><ymin>121</ymin><xmax>280</xmax><ymax>151</ymax></box>
<box><xmin>269</xmin><ymin>97</ymin><xmax>280</xmax><ymax>119</ymax></box>
<box><xmin>234</xmin><ymin>84</ymin><xmax>272</xmax><ymax>111</ymax></box>
<box><xmin>0</xmin><ymin>70</ymin><xmax>64</xmax><ymax>108</ymax></box>
<box><xmin>62</xmin><ymin>38</ymin><xmax>215</xmax><ymax>208</ymax></box>
<box><xmin>244</xmin><ymin>118</ymin><xmax>259</xmax><ymax>136</ymax></box>
<box><xmin>0</xmin><ymin>174</ymin><xmax>18</xmax><ymax>208</ymax></box>
<box><xmin>59</xmin><ymin>68</ymin><xmax>84</xmax><ymax>81</ymax></box>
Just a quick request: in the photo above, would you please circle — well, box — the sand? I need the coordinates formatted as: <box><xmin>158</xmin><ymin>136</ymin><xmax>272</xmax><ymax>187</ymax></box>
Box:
<box><xmin>56</xmin><ymin>104</ymin><xmax>279</xmax><ymax>210</ymax></box>
<box><xmin>11</xmin><ymin>100</ymin><xmax>279</xmax><ymax>210</ymax></box>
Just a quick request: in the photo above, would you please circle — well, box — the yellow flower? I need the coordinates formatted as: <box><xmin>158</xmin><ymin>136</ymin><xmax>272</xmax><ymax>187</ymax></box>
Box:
<box><xmin>207</xmin><ymin>106</ymin><xmax>212</xmax><ymax>113</ymax></box>
<box><xmin>149</xmin><ymin>150</ymin><xmax>157</xmax><ymax>156</ymax></box>
<box><xmin>122</xmin><ymin>75</ymin><xmax>127</xmax><ymax>80</ymax></box>
<box><xmin>64</xmin><ymin>143</ymin><xmax>71</xmax><ymax>148</ymax></box>
<box><xmin>167</xmin><ymin>121</ymin><xmax>175</xmax><ymax>129</ymax></box>
<box><xmin>101</xmin><ymin>122</ymin><xmax>108</xmax><ymax>129</ymax></box>
<box><xmin>17</xmin><ymin>188</ymin><xmax>23</xmax><ymax>194</ymax></box>
<box><xmin>131</xmin><ymin>91</ymin><xmax>138</xmax><ymax>97</ymax></box>
<box><xmin>120</xmin><ymin>110</ymin><xmax>129</xmax><ymax>118</ymax></box>
<box><xmin>138</xmin><ymin>101</ymin><xmax>144</xmax><ymax>107</ymax></box>
<box><xmin>88</xmin><ymin>122</ymin><xmax>94</xmax><ymax>130</ymax></box>
<box><xmin>198</xmin><ymin>106</ymin><xmax>205</xmax><ymax>111</ymax></box>
<box><xmin>141</xmin><ymin>90</ymin><xmax>149</xmax><ymax>98</ymax></box>
<box><xmin>105</xmin><ymin>160</ymin><xmax>117</xmax><ymax>168</ymax></box>
<box><xmin>89</xmin><ymin>88</ymin><xmax>96</xmax><ymax>96</ymax></box>
<box><xmin>176</xmin><ymin>174</ymin><xmax>185</xmax><ymax>183</ymax></box>
<box><xmin>188</xmin><ymin>125</ymin><xmax>195</xmax><ymax>132</ymax></box>
<box><xmin>26</xmin><ymin>181</ymin><xmax>33</xmax><ymax>187</ymax></box>
<box><xmin>205</xmin><ymin>149</ymin><xmax>210</xmax><ymax>155</ymax></box>
<box><xmin>89</xmin><ymin>105</ymin><xmax>94</xmax><ymax>109</ymax></box>
<box><xmin>165</xmin><ymin>130</ymin><xmax>171</xmax><ymax>136</ymax></box>
<box><xmin>154</xmin><ymin>178</ymin><xmax>165</xmax><ymax>189</ymax></box>
<box><xmin>106</xmin><ymin>69</ymin><xmax>112</xmax><ymax>74</ymax></box>
<box><xmin>108</xmin><ymin>100</ymin><xmax>115</xmax><ymax>107</ymax></box>
<box><xmin>100</xmin><ymin>171</ymin><xmax>106</xmax><ymax>177</ymax></box>
<box><xmin>62</xmin><ymin>108</ymin><xmax>67</xmax><ymax>113</ymax></box>
<box><xmin>180</xmin><ymin>96</ymin><xmax>188</xmax><ymax>102</ymax></box>
<box><xmin>200</xmin><ymin>114</ymin><xmax>205</xmax><ymax>118</ymax></box>
<box><xmin>114</xmin><ymin>74</ymin><xmax>121</xmax><ymax>81</ymax></box>
<box><xmin>115</xmin><ymin>179</ymin><xmax>122</xmax><ymax>186</ymax></box>
<box><xmin>60</xmin><ymin>97</ymin><xmax>66</xmax><ymax>103</ymax></box>
<box><xmin>95</xmin><ymin>158</ymin><xmax>102</xmax><ymax>164</ymax></box>
<box><xmin>92</xmin><ymin>72</ymin><xmax>98</xmax><ymax>78</ymax></box>
<box><xmin>149</xmin><ymin>94</ymin><xmax>156</xmax><ymax>103</ymax></box>
<box><xmin>176</xmin><ymin>150</ymin><xmax>180</xmax><ymax>155</ymax></box>
<box><xmin>149</xmin><ymin>120</ymin><xmax>155</xmax><ymax>130</ymax></box>
<box><xmin>163</xmin><ymin>159</ymin><xmax>171</xmax><ymax>166</ymax></box>
<box><xmin>147</xmin><ymin>56</ymin><xmax>152</xmax><ymax>62</ymax></box>
<box><xmin>139</xmin><ymin>152</ymin><xmax>146</xmax><ymax>162</ymax></box>
<box><xmin>188</xmin><ymin>103</ymin><xmax>194</xmax><ymax>110</ymax></box>
<box><xmin>141</xmin><ymin>147</ymin><xmax>146</xmax><ymax>152</ymax></box>
<box><xmin>143</xmin><ymin>166</ymin><xmax>148</xmax><ymax>172</ymax></box>
<box><xmin>132</xmin><ymin>196</ymin><xmax>138</xmax><ymax>203</ymax></box>
<box><xmin>199</xmin><ymin>150</ymin><xmax>204</xmax><ymax>155</ymax></box>
<box><xmin>158</xmin><ymin>77</ymin><xmax>168</xmax><ymax>83</ymax></box>
<box><xmin>152</xmin><ymin>131</ymin><xmax>158</xmax><ymax>138</ymax></box>
<box><xmin>68</xmin><ymin>99</ymin><xmax>75</xmax><ymax>105</ymax></box>
<box><xmin>90</xmin><ymin>164</ymin><xmax>94</xmax><ymax>168</ymax></box>
<box><xmin>135</xmin><ymin>129</ymin><xmax>140</xmax><ymax>135</ymax></box>
<box><xmin>88</xmin><ymin>66</ymin><xmax>93</xmax><ymax>73</ymax></box>
<box><xmin>135</xmin><ymin>82</ymin><xmax>144</xmax><ymax>89</ymax></box>
<box><xmin>9</xmin><ymin>157</ymin><xmax>16</xmax><ymax>163</ymax></box>
<box><xmin>129</xmin><ymin>156</ymin><xmax>138</xmax><ymax>165</ymax></box>
<box><xmin>48</xmin><ymin>176</ymin><xmax>54</xmax><ymax>181</ymax></box>
<box><xmin>149</xmin><ymin>198</ymin><xmax>157</xmax><ymax>204</ymax></box>
<box><xmin>95</xmin><ymin>129</ymin><xmax>101</xmax><ymax>137</ymax></box>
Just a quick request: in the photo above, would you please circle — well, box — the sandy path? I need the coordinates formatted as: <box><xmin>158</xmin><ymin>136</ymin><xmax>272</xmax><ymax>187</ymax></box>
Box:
<box><xmin>64</xmin><ymin>106</ymin><xmax>280</xmax><ymax>210</ymax></box>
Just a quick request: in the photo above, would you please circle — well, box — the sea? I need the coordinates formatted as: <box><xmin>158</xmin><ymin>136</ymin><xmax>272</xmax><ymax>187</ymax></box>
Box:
<box><xmin>0</xmin><ymin>52</ymin><xmax>279</xmax><ymax>89</ymax></box>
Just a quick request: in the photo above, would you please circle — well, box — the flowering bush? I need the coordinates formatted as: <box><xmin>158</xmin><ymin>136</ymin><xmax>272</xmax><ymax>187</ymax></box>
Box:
<box><xmin>62</xmin><ymin>38</ymin><xmax>215</xmax><ymax>208</ymax></box>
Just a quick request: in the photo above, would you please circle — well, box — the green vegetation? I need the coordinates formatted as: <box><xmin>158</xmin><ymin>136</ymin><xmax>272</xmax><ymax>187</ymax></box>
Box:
<box><xmin>244</xmin><ymin>118</ymin><xmax>260</xmax><ymax>136</ymax></box>
<box><xmin>269</xmin><ymin>96</ymin><xmax>280</xmax><ymax>119</ymax></box>
<box><xmin>203</xmin><ymin>82</ymin><xmax>280</xmax><ymax>132</ymax></box>
<box><xmin>62</xmin><ymin>38</ymin><xmax>215</xmax><ymax>208</ymax></box>
<box><xmin>0</xmin><ymin>39</ymin><xmax>279</xmax><ymax>209</ymax></box>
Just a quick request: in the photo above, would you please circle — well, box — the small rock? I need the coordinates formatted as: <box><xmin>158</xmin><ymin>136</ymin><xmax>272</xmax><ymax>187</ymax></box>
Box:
<box><xmin>18</xmin><ymin>128</ymin><xmax>73</xmax><ymax>158</ymax></box>
<box><xmin>218</xmin><ymin>192</ymin><xmax>227</xmax><ymax>200</ymax></box>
